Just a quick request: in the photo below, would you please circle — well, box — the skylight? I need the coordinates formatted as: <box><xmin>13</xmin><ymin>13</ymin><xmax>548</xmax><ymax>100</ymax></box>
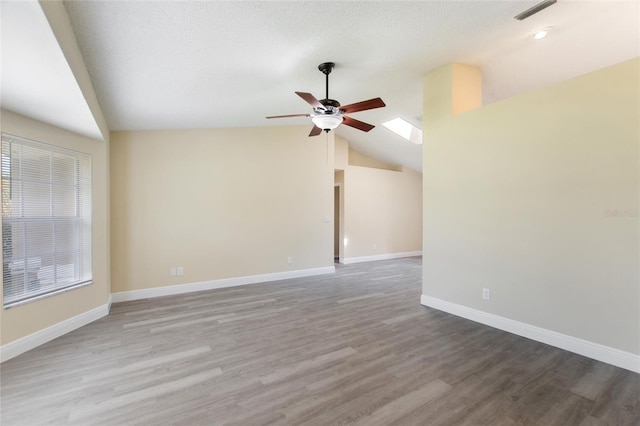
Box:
<box><xmin>382</xmin><ymin>118</ymin><xmax>422</xmax><ymax>144</ymax></box>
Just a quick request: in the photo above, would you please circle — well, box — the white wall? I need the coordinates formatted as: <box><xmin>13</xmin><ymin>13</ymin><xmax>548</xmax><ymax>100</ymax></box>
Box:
<box><xmin>422</xmin><ymin>60</ymin><xmax>639</xmax><ymax>363</ymax></box>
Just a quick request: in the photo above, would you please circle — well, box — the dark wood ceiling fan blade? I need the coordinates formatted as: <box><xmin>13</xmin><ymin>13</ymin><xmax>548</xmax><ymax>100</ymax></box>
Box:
<box><xmin>340</xmin><ymin>97</ymin><xmax>386</xmax><ymax>114</ymax></box>
<box><xmin>296</xmin><ymin>92</ymin><xmax>324</xmax><ymax>109</ymax></box>
<box><xmin>309</xmin><ymin>125</ymin><xmax>323</xmax><ymax>137</ymax></box>
<box><xmin>266</xmin><ymin>113</ymin><xmax>310</xmax><ymax>119</ymax></box>
<box><xmin>342</xmin><ymin>116</ymin><xmax>375</xmax><ymax>132</ymax></box>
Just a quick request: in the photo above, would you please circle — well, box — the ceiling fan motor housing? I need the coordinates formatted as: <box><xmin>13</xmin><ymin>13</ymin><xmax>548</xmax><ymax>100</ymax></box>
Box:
<box><xmin>317</xmin><ymin>98</ymin><xmax>341</xmax><ymax>114</ymax></box>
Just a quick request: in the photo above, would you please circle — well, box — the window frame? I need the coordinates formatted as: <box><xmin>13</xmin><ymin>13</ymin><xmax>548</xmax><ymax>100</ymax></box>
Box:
<box><xmin>1</xmin><ymin>133</ymin><xmax>93</xmax><ymax>308</ymax></box>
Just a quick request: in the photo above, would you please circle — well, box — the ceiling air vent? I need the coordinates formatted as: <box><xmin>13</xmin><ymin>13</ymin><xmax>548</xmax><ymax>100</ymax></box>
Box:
<box><xmin>514</xmin><ymin>0</ymin><xmax>557</xmax><ymax>21</ymax></box>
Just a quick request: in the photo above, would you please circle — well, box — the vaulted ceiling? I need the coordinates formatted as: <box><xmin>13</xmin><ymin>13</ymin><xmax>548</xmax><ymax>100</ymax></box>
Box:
<box><xmin>3</xmin><ymin>1</ymin><xmax>639</xmax><ymax>172</ymax></box>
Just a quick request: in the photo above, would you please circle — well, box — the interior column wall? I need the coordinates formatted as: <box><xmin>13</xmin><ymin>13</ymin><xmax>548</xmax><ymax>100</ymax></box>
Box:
<box><xmin>422</xmin><ymin>60</ymin><xmax>640</xmax><ymax>355</ymax></box>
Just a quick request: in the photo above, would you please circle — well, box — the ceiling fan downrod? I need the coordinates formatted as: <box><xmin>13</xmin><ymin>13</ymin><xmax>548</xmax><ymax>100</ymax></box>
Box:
<box><xmin>318</xmin><ymin>62</ymin><xmax>334</xmax><ymax>101</ymax></box>
<box><xmin>317</xmin><ymin>62</ymin><xmax>340</xmax><ymax>112</ymax></box>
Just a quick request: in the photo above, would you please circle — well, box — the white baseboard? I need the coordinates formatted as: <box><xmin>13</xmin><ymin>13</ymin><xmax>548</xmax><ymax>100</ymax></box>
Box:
<box><xmin>111</xmin><ymin>266</ymin><xmax>336</xmax><ymax>303</ymax></box>
<box><xmin>341</xmin><ymin>251</ymin><xmax>422</xmax><ymax>265</ymax></box>
<box><xmin>0</xmin><ymin>301</ymin><xmax>110</xmax><ymax>363</ymax></box>
<box><xmin>421</xmin><ymin>295</ymin><xmax>639</xmax><ymax>374</ymax></box>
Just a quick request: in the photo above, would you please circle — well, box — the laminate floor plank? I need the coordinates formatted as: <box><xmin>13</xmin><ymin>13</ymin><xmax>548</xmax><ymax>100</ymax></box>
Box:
<box><xmin>1</xmin><ymin>257</ymin><xmax>638</xmax><ymax>425</ymax></box>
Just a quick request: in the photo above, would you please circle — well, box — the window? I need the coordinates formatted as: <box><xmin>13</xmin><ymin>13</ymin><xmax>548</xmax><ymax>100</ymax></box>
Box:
<box><xmin>382</xmin><ymin>117</ymin><xmax>423</xmax><ymax>144</ymax></box>
<box><xmin>2</xmin><ymin>134</ymin><xmax>92</xmax><ymax>307</ymax></box>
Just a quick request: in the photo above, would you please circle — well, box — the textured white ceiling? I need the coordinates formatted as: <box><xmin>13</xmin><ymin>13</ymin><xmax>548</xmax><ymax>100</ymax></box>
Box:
<box><xmin>7</xmin><ymin>1</ymin><xmax>640</xmax><ymax>172</ymax></box>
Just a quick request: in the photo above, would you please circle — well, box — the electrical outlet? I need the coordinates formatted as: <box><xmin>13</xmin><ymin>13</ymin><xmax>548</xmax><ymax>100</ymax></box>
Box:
<box><xmin>373</xmin><ymin>243</ymin><xmax>377</xmax><ymax>250</ymax></box>
<box><xmin>170</xmin><ymin>267</ymin><xmax>176</xmax><ymax>276</ymax></box>
<box><xmin>287</xmin><ymin>256</ymin><xmax>293</xmax><ymax>264</ymax></box>
<box><xmin>482</xmin><ymin>288</ymin><xmax>491</xmax><ymax>300</ymax></box>
<box><xmin>177</xmin><ymin>267</ymin><xmax>184</xmax><ymax>276</ymax></box>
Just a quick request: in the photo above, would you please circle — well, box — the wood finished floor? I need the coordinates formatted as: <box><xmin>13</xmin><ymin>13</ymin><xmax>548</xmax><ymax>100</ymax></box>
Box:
<box><xmin>1</xmin><ymin>257</ymin><xmax>638</xmax><ymax>425</ymax></box>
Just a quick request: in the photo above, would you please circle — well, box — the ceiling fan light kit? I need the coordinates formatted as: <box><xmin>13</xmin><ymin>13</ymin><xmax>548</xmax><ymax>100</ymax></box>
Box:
<box><xmin>311</xmin><ymin>115</ymin><xmax>342</xmax><ymax>131</ymax></box>
<box><xmin>266</xmin><ymin>62</ymin><xmax>386</xmax><ymax>136</ymax></box>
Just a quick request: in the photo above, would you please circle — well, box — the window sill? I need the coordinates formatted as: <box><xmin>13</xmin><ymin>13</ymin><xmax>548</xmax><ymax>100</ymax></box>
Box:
<box><xmin>3</xmin><ymin>280</ymin><xmax>94</xmax><ymax>309</ymax></box>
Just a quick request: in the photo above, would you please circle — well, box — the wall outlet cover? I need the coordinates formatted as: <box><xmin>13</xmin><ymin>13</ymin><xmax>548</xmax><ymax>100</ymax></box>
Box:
<box><xmin>482</xmin><ymin>288</ymin><xmax>491</xmax><ymax>300</ymax></box>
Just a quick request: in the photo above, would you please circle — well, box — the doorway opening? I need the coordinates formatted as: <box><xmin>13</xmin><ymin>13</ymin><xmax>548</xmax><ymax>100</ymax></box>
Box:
<box><xmin>334</xmin><ymin>184</ymin><xmax>340</xmax><ymax>263</ymax></box>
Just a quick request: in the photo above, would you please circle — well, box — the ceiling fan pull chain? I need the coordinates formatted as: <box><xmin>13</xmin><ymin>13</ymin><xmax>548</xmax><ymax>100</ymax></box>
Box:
<box><xmin>326</xmin><ymin>134</ymin><xmax>329</xmax><ymax>164</ymax></box>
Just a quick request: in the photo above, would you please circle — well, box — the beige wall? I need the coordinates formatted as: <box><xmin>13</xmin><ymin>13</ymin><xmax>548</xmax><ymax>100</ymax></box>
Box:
<box><xmin>110</xmin><ymin>126</ymin><xmax>334</xmax><ymax>293</ymax></box>
<box><xmin>0</xmin><ymin>110</ymin><xmax>110</xmax><ymax>345</ymax></box>
<box><xmin>348</xmin><ymin>148</ymin><xmax>402</xmax><ymax>172</ymax></box>
<box><xmin>335</xmin><ymin>136</ymin><xmax>348</xmax><ymax>171</ymax></box>
<box><xmin>0</xmin><ymin>1</ymin><xmax>110</xmax><ymax>346</ymax></box>
<box><xmin>334</xmin><ymin>134</ymin><xmax>423</xmax><ymax>261</ymax></box>
<box><xmin>340</xmin><ymin>159</ymin><xmax>422</xmax><ymax>260</ymax></box>
<box><xmin>39</xmin><ymin>0</ymin><xmax>110</xmax><ymax>141</ymax></box>
<box><xmin>422</xmin><ymin>59</ymin><xmax>640</xmax><ymax>354</ymax></box>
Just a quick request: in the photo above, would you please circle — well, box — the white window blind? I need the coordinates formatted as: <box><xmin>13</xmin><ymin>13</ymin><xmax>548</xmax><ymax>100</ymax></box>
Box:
<box><xmin>2</xmin><ymin>133</ymin><xmax>92</xmax><ymax>307</ymax></box>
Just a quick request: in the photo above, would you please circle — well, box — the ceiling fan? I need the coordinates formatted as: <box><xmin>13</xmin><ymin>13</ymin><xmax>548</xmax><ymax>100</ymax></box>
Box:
<box><xmin>266</xmin><ymin>62</ymin><xmax>386</xmax><ymax>137</ymax></box>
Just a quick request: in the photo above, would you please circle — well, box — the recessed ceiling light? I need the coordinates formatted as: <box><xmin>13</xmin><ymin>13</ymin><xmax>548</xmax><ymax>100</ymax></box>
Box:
<box><xmin>382</xmin><ymin>118</ymin><xmax>422</xmax><ymax>144</ymax></box>
<box><xmin>533</xmin><ymin>27</ymin><xmax>552</xmax><ymax>39</ymax></box>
